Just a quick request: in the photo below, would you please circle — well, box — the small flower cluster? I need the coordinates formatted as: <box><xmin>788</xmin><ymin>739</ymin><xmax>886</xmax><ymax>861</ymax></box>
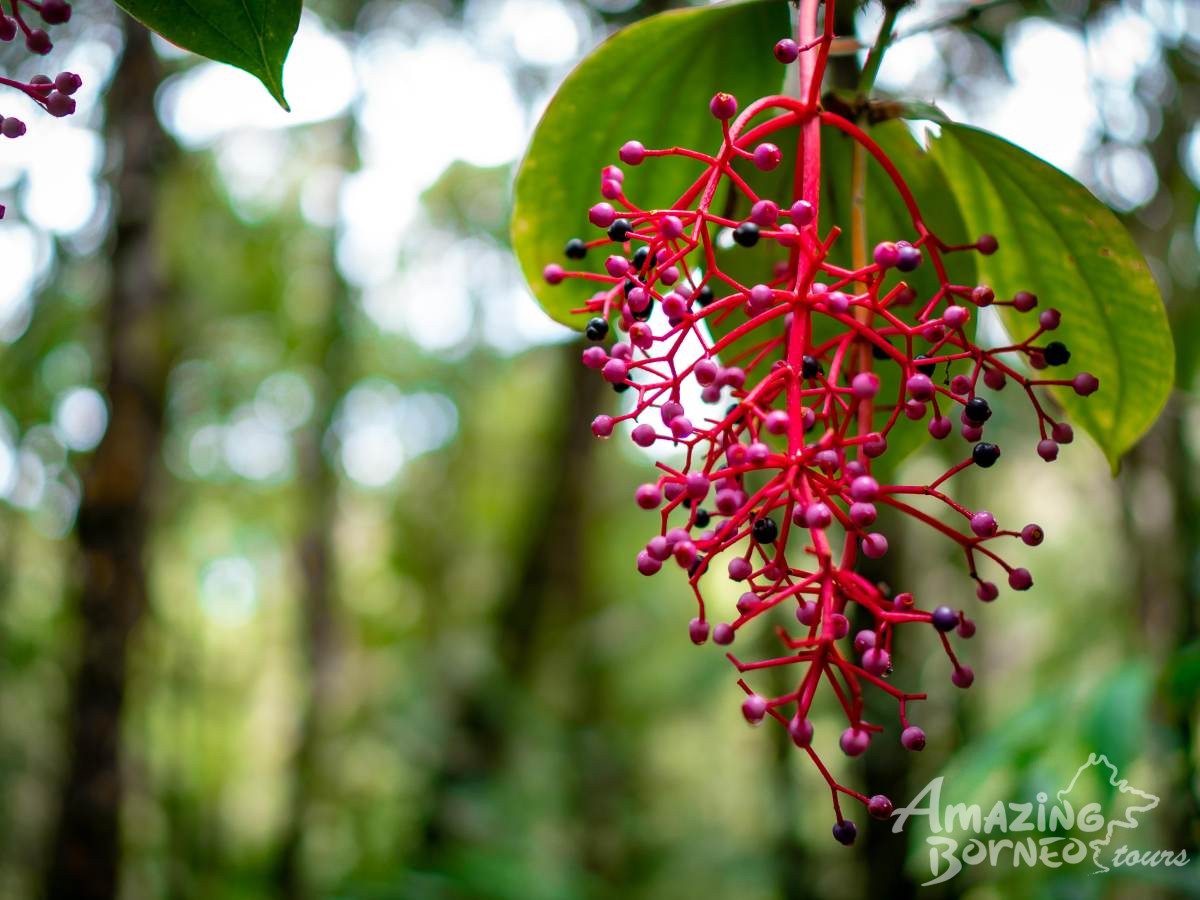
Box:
<box><xmin>542</xmin><ymin>30</ymin><xmax>1097</xmax><ymax>844</ymax></box>
<box><xmin>0</xmin><ymin>0</ymin><xmax>81</xmax><ymax>218</ymax></box>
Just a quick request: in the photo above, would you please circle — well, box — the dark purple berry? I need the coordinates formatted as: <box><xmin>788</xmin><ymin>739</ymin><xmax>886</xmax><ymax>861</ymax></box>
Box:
<box><xmin>896</xmin><ymin>243</ymin><xmax>922</xmax><ymax>271</ymax></box>
<box><xmin>564</xmin><ymin>238</ymin><xmax>587</xmax><ymax>259</ymax></box>
<box><xmin>1</xmin><ymin>116</ymin><xmax>26</xmax><ymax>138</ymax></box>
<box><xmin>976</xmin><ymin>234</ymin><xmax>998</xmax><ymax>255</ymax></box>
<box><xmin>0</xmin><ymin>16</ymin><xmax>15</xmax><ymax>41</ymax></box>
<box><xmin>931</xmin><ymin>606</ymin><xmax>958</xmax><ymax>632</ymax></box>
<box><xmin>45</xmin><ymin>91</ymin><xmax>75</xmax><ymax>118</ymax></box>
<box><xmin>40</xmin><ymin>0</ymin><xmax>71</xmax><ymax>24</ymax></box>
<box><xmin>695</xmin><ymin>284</ymin><xmax>714</xmax><ymax>307</ymax></box>
<box><xmin>26</xmin><ymin>29</ymin><xmax>52</xmax><ymax>55</ymax></box>
<box><xmin>832</xmin><ymin>820</ymin><xmax>857</xmax><ymax>846</ymax></box>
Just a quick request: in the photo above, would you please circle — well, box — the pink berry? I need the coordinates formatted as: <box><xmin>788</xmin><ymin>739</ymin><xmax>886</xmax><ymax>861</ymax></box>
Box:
<box><xmin>788</xmin><ymin>715</ymin><xmax>813</xmax><ymax>747</ymax></box>
<box><xmin>619</xmin><ymin>140</ymin><xmax>645</xmax><ymax>165</ymax></box>
<box><xmin>689</xmin><ymin>618</ymin><xmax>709</xmax><ymax>644</ymax></box>
<box><xmin>588</xmin><ymin>203</ymin><xmax>616</xmax><ymax>227</ymax></box>
<box><xmin>742</xmin><ymin>694</ymin><xmax>768</xmax><ymax>724</ymax></box>
<box><xmin>635</xmin><ymin>484</ymin><xmax>662</xmax><ymax>510</ymax></box>
<box><xmin>752</xmin><ymin>142</ymin><xmax>781</xmax><ymax>171</ymax></box>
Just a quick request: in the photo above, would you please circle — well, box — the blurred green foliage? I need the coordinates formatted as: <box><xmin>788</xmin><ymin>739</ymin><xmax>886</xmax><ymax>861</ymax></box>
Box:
<box><xmin>0</xmin><ymin>1</ymin><xmax>1195</xmax><ymax>899</ymax></box>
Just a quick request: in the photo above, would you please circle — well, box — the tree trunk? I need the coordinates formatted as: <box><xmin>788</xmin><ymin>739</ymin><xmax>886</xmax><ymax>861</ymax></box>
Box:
<box><xmin>43</xmin><ymin>18</ymin><xmax>171</xmax><ymax>900</ymax></box>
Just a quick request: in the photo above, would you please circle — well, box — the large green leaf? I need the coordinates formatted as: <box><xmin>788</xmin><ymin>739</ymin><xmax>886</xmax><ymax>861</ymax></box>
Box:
<box><xmin>928</xmin><ymin>125</ymin><xmax>1173</xmax><ymax>469</ymax></box>
<box><xmin>117</xmin><ymin>0</ymin><xmax>301</xmax><ymax>109</ymax></box>
<box><xmin>512</xmin><ymin>0</ymin><xmax>790</xmax><ymax>327</ymax></box>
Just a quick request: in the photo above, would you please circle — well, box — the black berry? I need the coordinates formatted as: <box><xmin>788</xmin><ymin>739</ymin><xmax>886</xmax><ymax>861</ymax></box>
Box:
<box><xmin>607</xmin><ymin>218</ymin><xmax>632</xmax><ymax>242</ymax></box>
<box><xmin>564</xmin><ymin>238</ymin><xmax>587</xmax><ymax>259</ymax></box>
<box><xmin>1043</xmin><ymin>341</ymin><xmax>1070</xmax><ymax>366</ymax></box>
<box><xmin>752</xmin><ymin>517</ymin><xmax>778</xmax><ymax>544</ymax></box>
<box><xmin>972</xmin><ymin>442</ymin><xmax>1001</xmax><ymax>468</ymax></box>
<box><xmin>733</xmin><ymin>222</ymin><xmax>759</xmax><ymax>247</ymax></box>
<box><xmin>964</xmin><ymin>397</ymin><xmax>991</xmax><ymax>424</ymax></box>
<box><xmin>585</xmin><ymin>317</ymin><xmax>609</xmax><ymax>341</ymax></box>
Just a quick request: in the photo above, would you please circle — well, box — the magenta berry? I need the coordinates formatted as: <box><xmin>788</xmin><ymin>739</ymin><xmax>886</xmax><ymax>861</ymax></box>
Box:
<box><xmin>1021</xmin><ymin>523</ymin><xmax>1044</xmax><ymax>546</ymax></box>
<box><xmin>901</xmin><ymin>726</ymin><xmax>926</xmax><ymax>751</ymax></box>
<box><xmin>689</xmin><ymin>618</ymin><xmax>709</xmax><ymax>644</ymax></box>
<box><xmin>1008</xmin><ymin>567</ymin><xmax>1033</xmax><ymax>591</ymax></box>
<box><xmin>970</xmin><ymin>510</ymin><xmax>997</xmax><ymax>537</ymax></box>
<box><xmin>1073</xmin><ymin>372</ymin><xmax>1099</xmax><ymax>395</ymax></box>
<box><xmin>635</xmin><ymin>484</ymin><xmax>661</xmax><ymax>510</ymax></box>
<box><xmin>868</xmin><ymin>795</ymin><xmax>894</xmax><ymax>820</ymax></box>
<box><xmin>712</xmin><ymin>623</ymin><xmax>735</xmax><ymax>646</ymax></box>
<box><xmin>742</xmin><ymin>693</ymin><xmax>768</xmax><ymax>724</ymax></box>
<box><xmin>709</xmin><ymin>92</ymin><xmax>737</xmax><ymax>120</ymax></box>
<box><xmin>839</xmin><ymin>727</ymin><xmax>871</xmax><ymax>757</ymax></box>
<box><xmin>619</xmin><ymin>140</ymin><xmax>645</xmax><ymax>165</ymax></box>
<box><xmin>773</xmin><ymin>38</ymin><xmax>799</xmax><ymax>63</ymax></box>
<box><xmin>788</xmin><ymin>715</ymin><xmax>813</xmax><ymax>747</ymax></box>
<box><xmin>952</xmin><ymin>666</ymin><xmax>975</xmax><ymax>689</ymax></box>
<box><xmin>752</xmin><ymin>142</ymin><xmax>781</xmax><ymax>171</ymax></box>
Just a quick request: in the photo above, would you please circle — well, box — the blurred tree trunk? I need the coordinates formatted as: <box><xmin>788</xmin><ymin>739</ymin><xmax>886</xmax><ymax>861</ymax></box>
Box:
<box><xmin>1116</xmin><ymin>40</ymin><xmax>1200</xmax><ymax>855</ymax></box>
<box><xmin>273</xmin><ymin>204</ymin><xmax>352</xmax><ymax>900</ymax></box>
<box><xmin>43</xmin><ymin>19</ymin><xmax>171</xmax><ymax>900</ymax></box>
<box><xmin>412</xmin><ymin>346</ymin><xmax>625</xmax><ymax>881</ymax></box>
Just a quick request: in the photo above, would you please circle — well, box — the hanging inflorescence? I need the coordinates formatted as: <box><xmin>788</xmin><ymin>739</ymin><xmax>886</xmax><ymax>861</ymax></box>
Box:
<box><xmin>0</xmin><ymin>0</ymin><xmax>82</xmax><ymax>218</ymax></box>
<box><xmin>541</xmin><ymin>4</ymin><xmax>1097</xmax><ymax>845</ymax></box>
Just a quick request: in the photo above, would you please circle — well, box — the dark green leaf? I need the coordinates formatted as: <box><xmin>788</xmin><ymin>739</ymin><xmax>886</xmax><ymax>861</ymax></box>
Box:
<box><xmin>512</xmin><ymin>0</ymin><xmax>790</xmax><ymax>327</ymax></box>
<box><xmin>116</xmin><ymin>0</ymin><xmax>301</xmax><ymax>109</ymax></box>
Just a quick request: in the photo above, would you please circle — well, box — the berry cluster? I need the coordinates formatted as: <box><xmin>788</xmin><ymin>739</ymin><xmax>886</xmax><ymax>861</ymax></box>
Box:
<box><xmin>541</xmin><ymin>4</ymin><xmax>1097</xmax><ymax>844</ymax></box>
<box><xmin>0</xmin><ymin>0</ymin><xmax>81</xmax><ymax>218</ymax></box>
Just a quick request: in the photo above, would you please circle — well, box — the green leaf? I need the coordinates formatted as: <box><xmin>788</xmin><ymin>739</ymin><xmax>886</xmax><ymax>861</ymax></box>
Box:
<box><xmin>116</xmin><ymin>0</ymin><xmax>301</xmax><ymax>110</ymax></box>
<box><xmin>512</xmin><ymin>0</ymin><xmax>790</xmax><ymax>328</ymax></box>
<box><xmin>928</xmin><ymin>124</ymin><xmax>1173</xmax><ymax>469</ymax></box>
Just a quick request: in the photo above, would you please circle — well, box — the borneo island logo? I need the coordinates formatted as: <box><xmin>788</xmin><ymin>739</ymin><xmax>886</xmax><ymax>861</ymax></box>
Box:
<box><xmin>891</xmin><ymin>753</ymin><xmax>1190</xmax><ymax>885</ymax></box>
